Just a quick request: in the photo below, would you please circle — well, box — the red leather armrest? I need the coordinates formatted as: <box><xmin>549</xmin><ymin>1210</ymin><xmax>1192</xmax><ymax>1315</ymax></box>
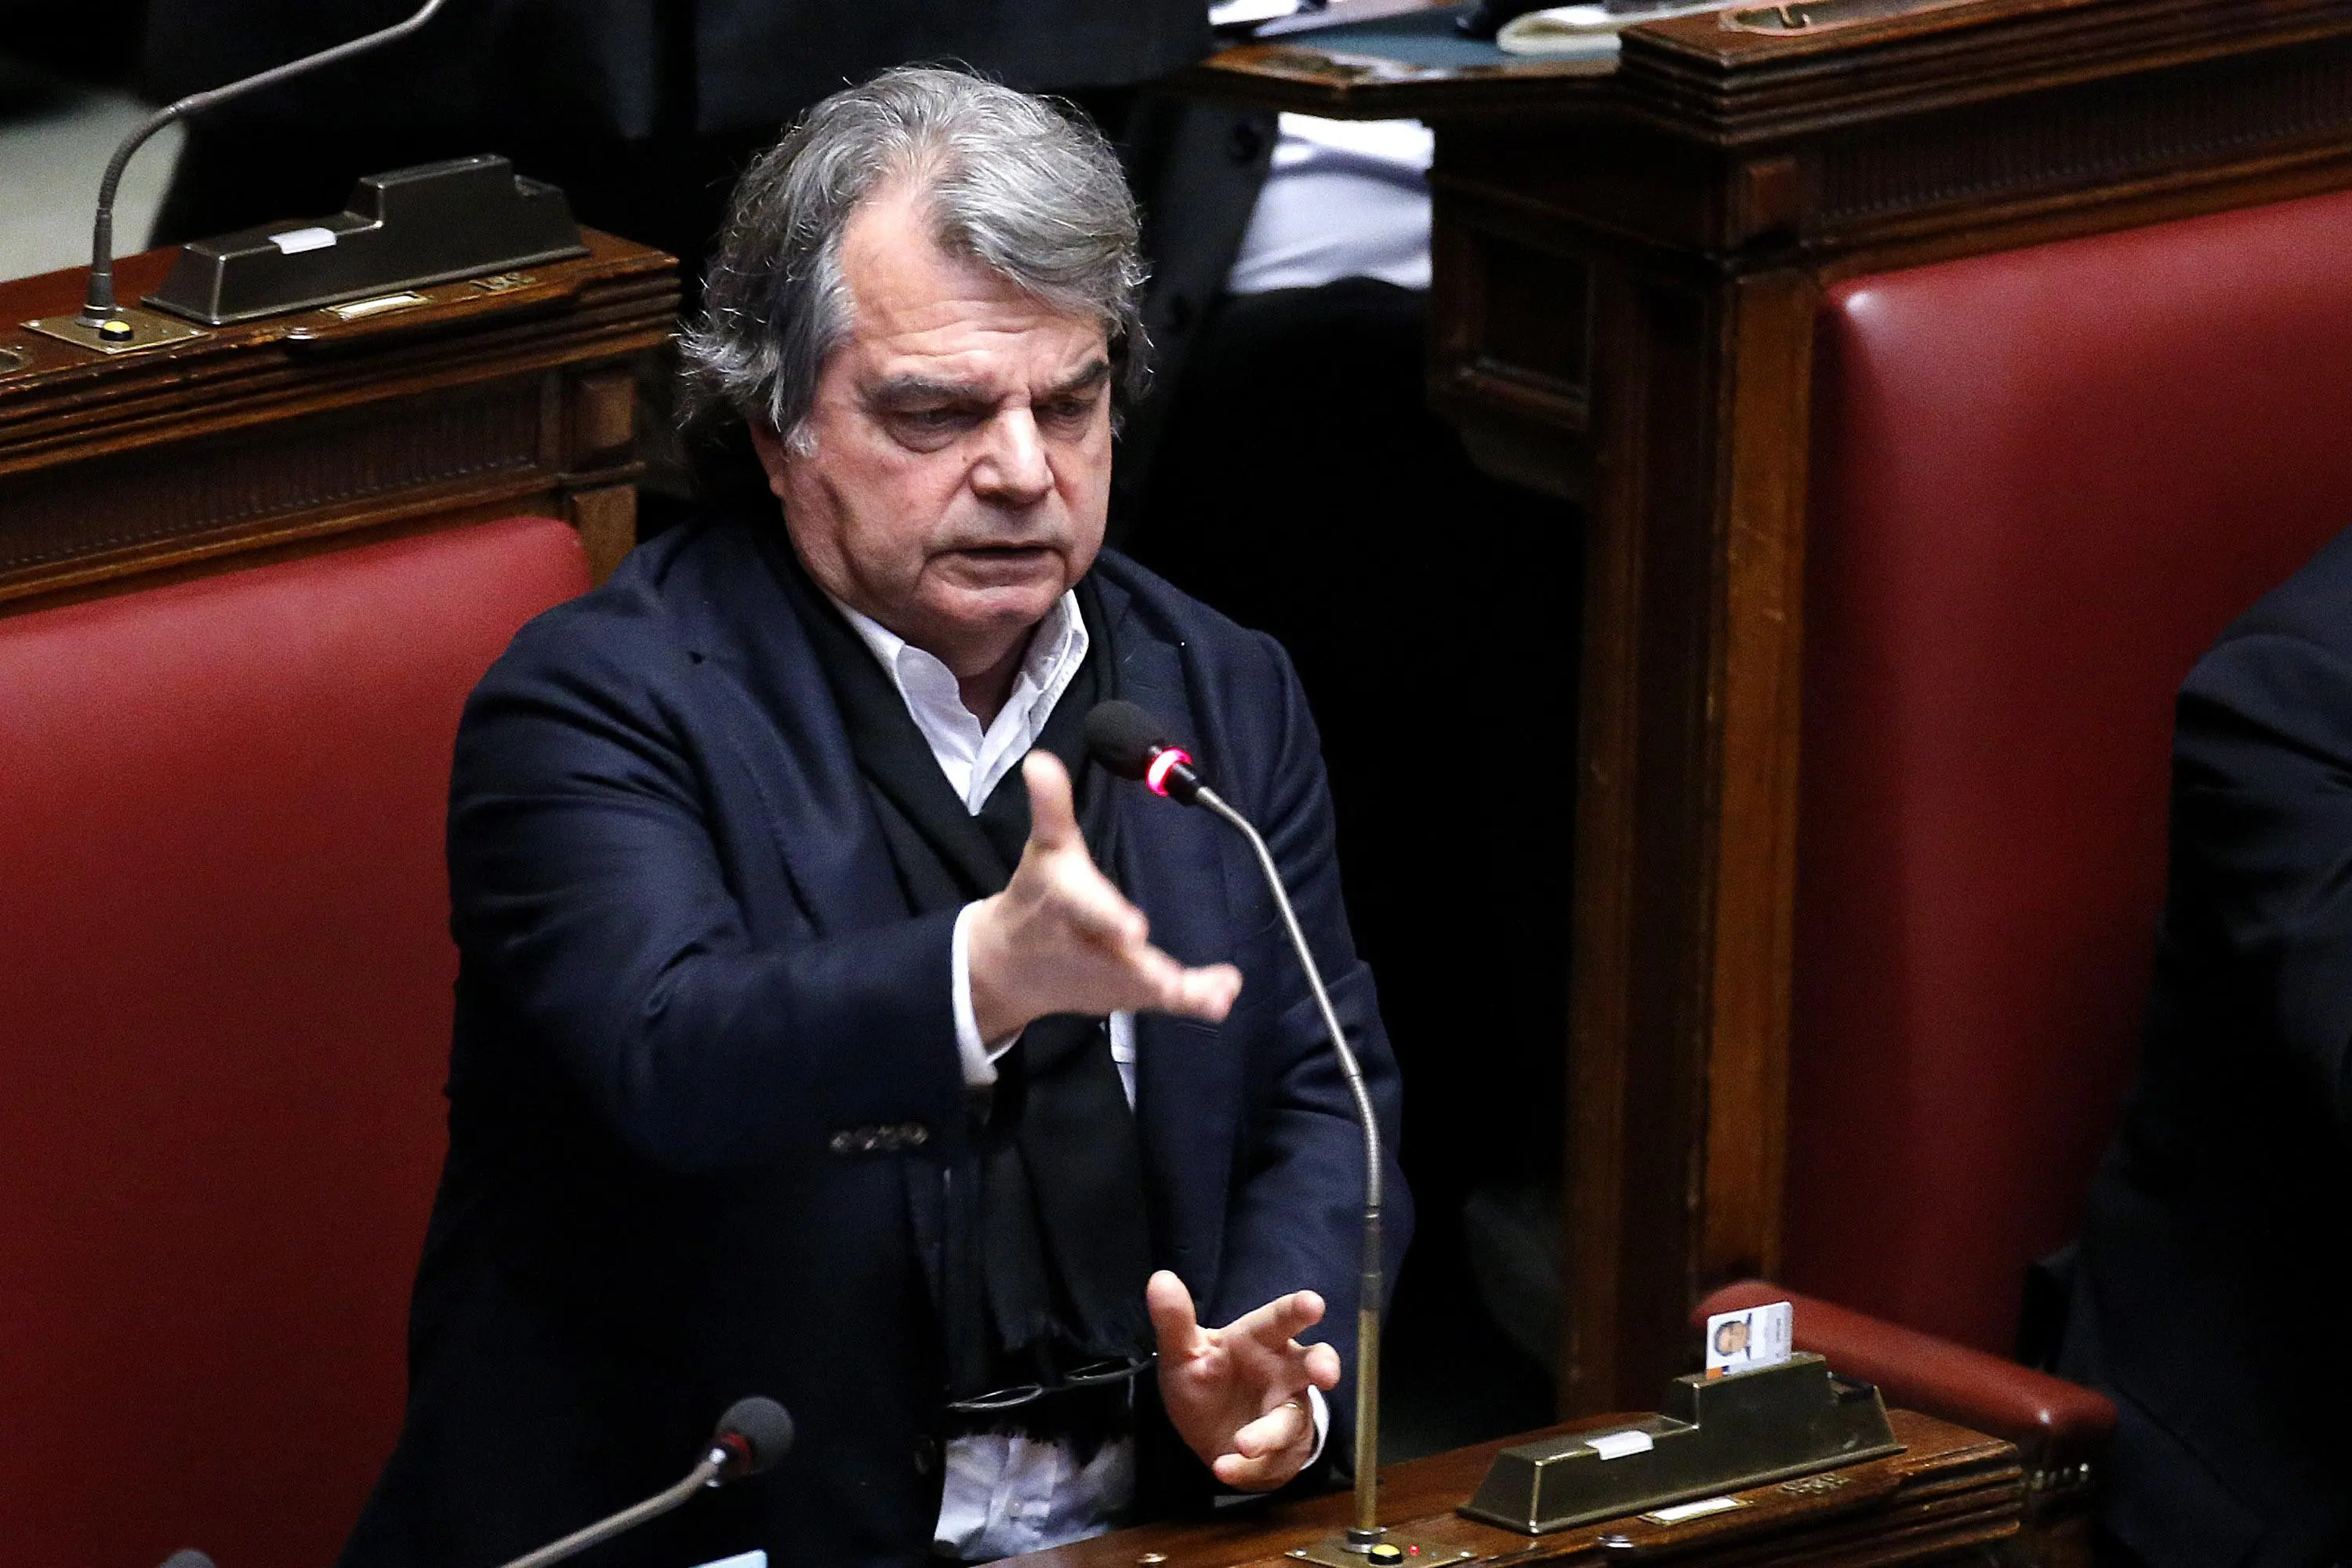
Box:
<box><xmin>1693</xmin><ymin>1280</ymin><xmax>2115</xmax><ymax>1471</ymax></box>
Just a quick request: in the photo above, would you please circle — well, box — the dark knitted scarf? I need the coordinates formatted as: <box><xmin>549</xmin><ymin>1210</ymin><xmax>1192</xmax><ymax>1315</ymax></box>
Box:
<box><xmin>758</xmin><ymin>531</ymin><xmax>1156</xmax><ymax>1435</ymax></box>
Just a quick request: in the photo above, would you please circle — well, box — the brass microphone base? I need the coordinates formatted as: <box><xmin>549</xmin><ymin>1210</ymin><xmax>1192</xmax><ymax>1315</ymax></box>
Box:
<box><xmin>1287</xmin><ymin>1533</ymin><xmax>1476</xmax><ymax>1568</ymax></box>
<box><xmin>24</xmin><ymin>307</ymin><xmax>205</xmax><ymax>356</ymax></box>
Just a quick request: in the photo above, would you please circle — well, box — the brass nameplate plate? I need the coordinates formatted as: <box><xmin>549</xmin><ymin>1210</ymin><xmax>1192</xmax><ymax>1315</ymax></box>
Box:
<box><xmin>23</xmin><ymin>307</ymin><xmax>208</xmax><ymax>357</ymax></box>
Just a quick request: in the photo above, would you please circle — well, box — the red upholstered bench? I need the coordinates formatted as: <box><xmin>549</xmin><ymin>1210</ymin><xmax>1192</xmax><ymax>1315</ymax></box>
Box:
<box><xmin>1726</xmin><ymin>187</ymin><xmax>2352</xmax><ymax>1552</ymax></box>
<box><xmin>0</xmin><ymin>520</ymin><xmax>589</xmax><ymax>1568</ymax></box>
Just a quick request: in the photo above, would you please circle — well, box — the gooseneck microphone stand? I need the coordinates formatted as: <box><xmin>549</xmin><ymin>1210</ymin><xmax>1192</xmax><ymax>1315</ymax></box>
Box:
<box><xmin>1084</xmin><ymin>702</ymin><xmax>1456</xmax><ymax>1566</ymax></box>
<box><xmin>499</xmin><ymin>1451</ymin><xmax>729</xmax><ymax>1568</ymax></box>
<box><xmin>75</xmin><ymin>0</ymin><xmax>450</xmax><ymax>332</ymax></box>
<box><xmin>1185</xmin><ymin>784</ymin><xmax>1389</xmax><ymax>1552</ymax></box>
<box><xmin>496</xmin><ymin>1396</ymin><xmax>794</xmax><ymax>1568</ymax></box>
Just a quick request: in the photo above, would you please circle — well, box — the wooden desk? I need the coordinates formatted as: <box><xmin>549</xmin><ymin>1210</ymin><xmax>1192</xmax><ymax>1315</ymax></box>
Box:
<box><xmin>0</xmin><ymin>230</ymin><xmax>676</xmax><ymax>608</ymax></box>
<box><xmin>1186</xmin><ymin>0</ymin><xmax>2352</xmax><ymax>1413</ymax></box>
<box><xmin>1007</xmin><ymin>1410</ymin><xmax>2020</xmax><ymax>1568</ymax></box>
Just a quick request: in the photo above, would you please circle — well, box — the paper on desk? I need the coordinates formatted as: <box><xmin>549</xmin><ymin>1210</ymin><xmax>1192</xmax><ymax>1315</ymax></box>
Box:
<box><xmin>1496</xmin><ymin>0</ymin><xmax>1737</xmax><ymax>53</ymax></box>
<box><xmin>1211</xmin><ymin>0</ymin><xmax>1305</xmax><ymax>26</ymax></box>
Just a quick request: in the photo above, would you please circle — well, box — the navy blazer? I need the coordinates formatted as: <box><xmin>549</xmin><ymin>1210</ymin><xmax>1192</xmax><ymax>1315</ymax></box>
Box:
<box><xmin>339</xmin><ymin>512</ymin><xmax>1410</xmax><ymax>1568</ymax></box>
<box><xmin>2062</xmin><ymin>523</ymin><xmax>2352</xmax><ymax>1568</ymax></box>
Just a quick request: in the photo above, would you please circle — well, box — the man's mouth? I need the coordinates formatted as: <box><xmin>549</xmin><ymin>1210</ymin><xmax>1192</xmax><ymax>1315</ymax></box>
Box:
<box><xmin>949</xmin><ymin>543</ymin><xmax>1056</xmax><ymax>568</ymax></box>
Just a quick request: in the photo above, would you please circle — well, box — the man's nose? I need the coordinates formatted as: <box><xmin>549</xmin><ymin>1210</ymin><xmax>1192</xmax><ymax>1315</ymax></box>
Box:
<box><xmin>972</xmin><ymin>408</ymin><xmax>1053</xmax><ymax>504</ymax></box>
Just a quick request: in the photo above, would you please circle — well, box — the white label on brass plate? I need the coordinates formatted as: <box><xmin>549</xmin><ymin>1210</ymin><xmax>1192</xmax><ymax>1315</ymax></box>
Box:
<box><xmin>1642</xmin><ymin>1496</ymin><xmax>1744</xmax><ymax>1525</ymax></box>
<box><xmin>329</xmin><ymin>292</ymin><xmax>429</xmax><ymax>321</ymax></box>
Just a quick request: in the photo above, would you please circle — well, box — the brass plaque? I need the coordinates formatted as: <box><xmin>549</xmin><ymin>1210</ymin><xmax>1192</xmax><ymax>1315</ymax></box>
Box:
<box><xmin>23</xmin><ymin>307</ymin><xmax>206</xmax><ymax>356</ymax></box>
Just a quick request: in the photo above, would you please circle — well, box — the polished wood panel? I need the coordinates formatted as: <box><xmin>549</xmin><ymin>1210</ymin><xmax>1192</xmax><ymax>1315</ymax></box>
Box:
<box><xmin>0</xmin><ymin>231</ymin><xmax>677</xmax><ymax>607</ymax></box>
<box><xmin>1006</xmin><ymin>1410</ymin><xmax>2020</xmax><ymax>1568</ymax></box>
<box><xmin>1188</xmin><ymin>0</ymin><xmax>2352</xmax><ymax>1417</ymax></box>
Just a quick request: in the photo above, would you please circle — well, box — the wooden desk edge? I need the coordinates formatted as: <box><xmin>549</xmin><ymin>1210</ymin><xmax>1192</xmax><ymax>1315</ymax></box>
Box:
<box><xmin>1002</xmin><ymin>1410</ymin><xmax>2019</xmax><ymax>1568</ymax></box>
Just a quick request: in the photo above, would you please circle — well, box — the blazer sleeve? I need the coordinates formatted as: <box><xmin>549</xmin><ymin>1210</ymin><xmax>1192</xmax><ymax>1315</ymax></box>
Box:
<box><xmin>1205</xmin><ymin>632</ymin><xmax>1413</xmax><ymax>1472</ymax></box>
<box><xmin>445</xmin><ymin>616</ymin><xmax>968</xmax><ymax>1173</ymax></box>
<box><xmin>2171</xmin><ymin>626</ymin><xmax>2352</xmax><ymax>1134</ymax></box>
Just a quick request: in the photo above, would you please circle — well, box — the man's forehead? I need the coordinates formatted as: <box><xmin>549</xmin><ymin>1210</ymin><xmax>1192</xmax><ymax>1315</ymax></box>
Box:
<box><xmin>836</xmin><ymin>186</ymin><xmax>1108</xmax><ymax>384</ymax></box>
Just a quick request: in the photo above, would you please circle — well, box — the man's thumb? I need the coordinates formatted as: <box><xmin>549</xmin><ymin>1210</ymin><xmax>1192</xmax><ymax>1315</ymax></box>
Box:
<box><xmin>1022</xmin><ymin>750</ymin><xmax>1080</xmax><ymax>850</ymax></box>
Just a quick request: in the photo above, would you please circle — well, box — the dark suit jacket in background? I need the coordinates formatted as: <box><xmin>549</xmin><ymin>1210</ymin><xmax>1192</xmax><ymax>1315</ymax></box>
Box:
<box><xmin>141</xmin><ymin>0</ymin><xmax>1208</xmax><ymax>141</ymax></box>
<box><xmin>336</xmin><ymin>510</ymin><xmax>1410</xmax><ymax>1568</ymax></box>
<box><xmin>2061</xmin><ymin>523</ymin><xmax>2352</xmax><ymax>1568</ymax></box>
<box><xmin>134</xmin><ymin>0</ymin><xmax>1234</xmax><ymax>316</ymax></box>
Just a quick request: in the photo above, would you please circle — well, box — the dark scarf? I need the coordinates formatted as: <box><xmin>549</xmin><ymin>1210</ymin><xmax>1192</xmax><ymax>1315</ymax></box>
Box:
<box><xmin>757</xmin><ymin>531</ymin><xmax>1157</xmax><ymax>1432</ymax></box>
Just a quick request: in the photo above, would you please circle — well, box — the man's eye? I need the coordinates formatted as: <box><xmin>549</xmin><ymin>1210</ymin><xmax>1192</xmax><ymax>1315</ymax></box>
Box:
<box><xmin>888</xmin><ymin>406</ymin><xmax>982</xmax><ymax>441</ymax></box>
<box><xmin>1040</xmin><ymin>397</ymin><xmax>1097</xmax><ymax>426</ymax></box>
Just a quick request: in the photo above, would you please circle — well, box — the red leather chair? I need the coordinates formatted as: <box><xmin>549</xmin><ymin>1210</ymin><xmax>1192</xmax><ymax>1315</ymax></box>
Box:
<box><xmin>1700</xmin><ymin>184</ymin><xmax>2352</xmax><ymax>1534</ymax></box>
<box><xmin>0</xmin><ymin>520</ymin><xmax>589</xmax><ymax>1568</ymax></box>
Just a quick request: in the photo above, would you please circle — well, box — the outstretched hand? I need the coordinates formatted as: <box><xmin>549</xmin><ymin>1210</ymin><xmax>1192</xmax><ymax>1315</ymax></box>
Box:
<box><xmin>1149</xmin><ymin>1269</ymin><xmax>1343</xmax><ymax>1491</ymax></box>
<box><xmin>967</xmin><ymin>752</ymin><xmax>1243</xmax><ymax>1043</ymax></box>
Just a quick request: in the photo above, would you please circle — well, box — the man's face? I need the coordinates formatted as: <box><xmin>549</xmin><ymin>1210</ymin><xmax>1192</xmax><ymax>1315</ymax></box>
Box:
<box><xmin>751</xmin><ymin>183</ymin><xmax>1115</xmax><ymax>676</ymax></box>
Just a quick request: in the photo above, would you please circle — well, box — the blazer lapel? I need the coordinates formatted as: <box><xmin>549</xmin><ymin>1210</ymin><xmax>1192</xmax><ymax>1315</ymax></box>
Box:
<box><xmin>675</xmin><ymin>517</ymin><xmax>909</xmax><ymax>938</ymax></box>
<box><xmin>1102</xmin><ymin>575</ymin><xmax>1246</xmax><ymax>1303</ymax></box>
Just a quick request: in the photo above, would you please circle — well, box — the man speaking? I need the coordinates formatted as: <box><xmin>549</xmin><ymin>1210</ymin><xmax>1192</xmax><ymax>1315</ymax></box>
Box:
<box><xmin>339</xmin><ymin>67</ymin><xmax>1410</xmax><ymax>1568</ymax></box>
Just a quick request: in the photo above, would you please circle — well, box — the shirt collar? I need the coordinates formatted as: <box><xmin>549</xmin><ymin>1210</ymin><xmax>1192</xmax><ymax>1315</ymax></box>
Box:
<box><xmin>825</xmin><ymin>588</ymin><xmax>1091</xmax><ymax>813</ymax></box>
<box><xmin>826</xmin><ymin>590</ymin><xmax>1087</xmax><ymax>699</ymax></box>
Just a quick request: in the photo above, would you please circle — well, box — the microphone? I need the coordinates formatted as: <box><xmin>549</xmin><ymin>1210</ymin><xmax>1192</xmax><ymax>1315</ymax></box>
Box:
<box><xmin>1083</xmin><ymin>699</ymin><xmax>1392</xmax><ymax>1553</ymax></box>
<box><xmin>496</xmin><ymin>1396</ymin><xmax>794</xmax><ymax>1568</ymax></box>
<box><xmin>1083</xmin><ymin>699</ymin><xmax>1207</xmax><ymax>804</ymax></box>
<box><xmin>73</xmin><ymin>0</ymin><xmax>451</xmax><ymax>336</ymax></box>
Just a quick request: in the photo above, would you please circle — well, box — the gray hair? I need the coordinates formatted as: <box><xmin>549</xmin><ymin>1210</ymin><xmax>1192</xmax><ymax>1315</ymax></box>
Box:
<box><xmin>678</xmin><ymin>66</ymin><xmax>1149</xmax><ymax>449</ymax></box>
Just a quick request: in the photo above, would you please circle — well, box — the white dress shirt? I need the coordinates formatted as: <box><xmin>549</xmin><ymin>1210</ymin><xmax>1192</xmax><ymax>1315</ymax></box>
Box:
<box><xmin>1225</xmin><ymin>114</ymin><xmax>1434</xmax><ymax>296</ymax></box>
<box><xmin>828</xmin><ymin>590</ymin><xmax>1326</xmax><ymax>1561</ymax></box>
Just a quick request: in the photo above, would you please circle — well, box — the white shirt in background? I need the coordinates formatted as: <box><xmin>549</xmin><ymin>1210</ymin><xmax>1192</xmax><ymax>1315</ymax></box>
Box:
<box><xmin>1226</xmin><ymin>113</ymin><xmax>1435</xmax><ymax>296</ymax></box>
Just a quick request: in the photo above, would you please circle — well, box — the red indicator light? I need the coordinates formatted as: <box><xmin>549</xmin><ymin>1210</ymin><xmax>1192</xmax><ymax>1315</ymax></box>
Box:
<box><xmin>1145</xmin><ymin>747</ymin><xmax>1192</xmax><ymax>797</ymax></box>
<box><xmin>1408</xmin><ymin>1548</ymin><xmax>1421</xmax><ymax>1555</ymax></box>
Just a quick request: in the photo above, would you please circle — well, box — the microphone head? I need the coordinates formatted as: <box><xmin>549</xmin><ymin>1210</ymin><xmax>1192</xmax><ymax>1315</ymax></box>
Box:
<box><xmin>1083</xmin><ymin>700</ymin><xmax>1171</xmax><ymax>781</ymax></box>
<box><xmin>158</xmin><ymin>1553</ymin><xmax>217</xmax><ymax>1568</ymax></box>
<box><xmin>712</xmin><ymin>1396</ymin><xmax>794</xmax><ymax>1480</ymax></box>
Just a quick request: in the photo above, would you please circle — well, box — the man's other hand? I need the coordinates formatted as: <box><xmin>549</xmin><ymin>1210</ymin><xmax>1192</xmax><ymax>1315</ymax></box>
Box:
<box><xmin>1149</xmin><ymin>1269</ymin><xmax>1342</xmax><ymax>1491</ymax></box>
<box><xmin>967</xmin><ymin>752</ymin><xmax>1242</xmax><ymax>1042</ymax></box>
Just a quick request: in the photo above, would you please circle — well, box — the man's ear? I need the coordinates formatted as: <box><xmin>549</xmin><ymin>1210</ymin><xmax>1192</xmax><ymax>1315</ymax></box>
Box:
<box><xmin>745</xmin><ymin>422</ymin><xmax>794</xmax><ymax>502</ymax></box>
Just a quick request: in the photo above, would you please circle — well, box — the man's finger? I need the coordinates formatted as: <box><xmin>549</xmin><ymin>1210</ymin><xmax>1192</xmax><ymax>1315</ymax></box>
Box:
<box><xmin>1232</xmin><ymin>1397</ymin><xmax>1315</xmax><ymax>1461</ymax></box>
<box><xmin>1212</xmin><ymin>1423</ymin><xmax>1314</xmax><ymax>1491</ymax></box>
<box><xmin>1147</xmin><ymin>1269</ymin><xmax>1207</xmax><ymax>1360</ymax></box>
<box><xmin>1224</xmin><ymin>1289</ymin><xmax>1326</xmax><ymax>1350</ymax></box>
<box><xmin>1022</xmin><ymin>750</ymin><xmax>1082</xmax><ymax>851</ymax></box>
<box><xmin>1302</xmin><ymin>1341</ymin><xmax>1342</xmax><ymax>1391</ymax></box>
<box><xmin>1161</xmin><ymin>961</ymin><xmax>1242</xmax><ymax>1023</ymax></box>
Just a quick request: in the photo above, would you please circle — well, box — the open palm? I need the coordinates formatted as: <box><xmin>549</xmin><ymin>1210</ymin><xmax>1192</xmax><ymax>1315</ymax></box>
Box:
<box><xmin>1149</xmin><ymin>1269</ymin><xmax>1343</xmax><ymax>1490</ymax></box>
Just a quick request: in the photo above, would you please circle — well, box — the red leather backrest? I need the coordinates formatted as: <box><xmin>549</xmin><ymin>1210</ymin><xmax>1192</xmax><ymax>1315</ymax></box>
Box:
<box><xmin>1784</xmin><ymin>189</ymin><xmax>2352</xmax><ymax>1356</ymax></box>
<box><xmin>0</xmin><ymin>520</ymin><xmax>588</xmax><ymax>1568</ymax></box>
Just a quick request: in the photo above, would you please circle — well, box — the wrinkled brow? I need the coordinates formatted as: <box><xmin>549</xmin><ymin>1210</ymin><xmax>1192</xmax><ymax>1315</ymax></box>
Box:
<box><xmin>867</xmin><ymin>359</ymin><xmax>1111</xmax><ymax>407</ymax></box>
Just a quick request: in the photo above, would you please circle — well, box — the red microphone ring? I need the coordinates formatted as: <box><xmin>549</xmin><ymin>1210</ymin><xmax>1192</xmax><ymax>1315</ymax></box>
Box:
<box><xmin>1145</xmin><ymin>747</ymin><xmax>1192</xmax><ymax>797</ymax></box>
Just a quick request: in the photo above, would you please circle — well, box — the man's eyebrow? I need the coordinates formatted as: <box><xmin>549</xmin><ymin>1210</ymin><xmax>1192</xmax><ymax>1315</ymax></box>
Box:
<box><xmin>866</xmin><ymin>359</ymin><xmax>1112</xmax><ymax>408</ymax></box>
<box><xmin>1045</xmin><ymin>360</ymin><xmax>1113</xmax><ymax>398</ymax></box>
<box><xmin>866</xmin><ymin>374</ymin><xmax>992</xmax><ymax>407</ymax></box>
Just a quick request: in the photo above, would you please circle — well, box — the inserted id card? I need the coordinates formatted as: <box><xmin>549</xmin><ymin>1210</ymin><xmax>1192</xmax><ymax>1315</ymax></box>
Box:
<box><xmin>1703</xmin><ymin>1300</ymin><xmax>1791</xmax><ymax>1377</ymax></box>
